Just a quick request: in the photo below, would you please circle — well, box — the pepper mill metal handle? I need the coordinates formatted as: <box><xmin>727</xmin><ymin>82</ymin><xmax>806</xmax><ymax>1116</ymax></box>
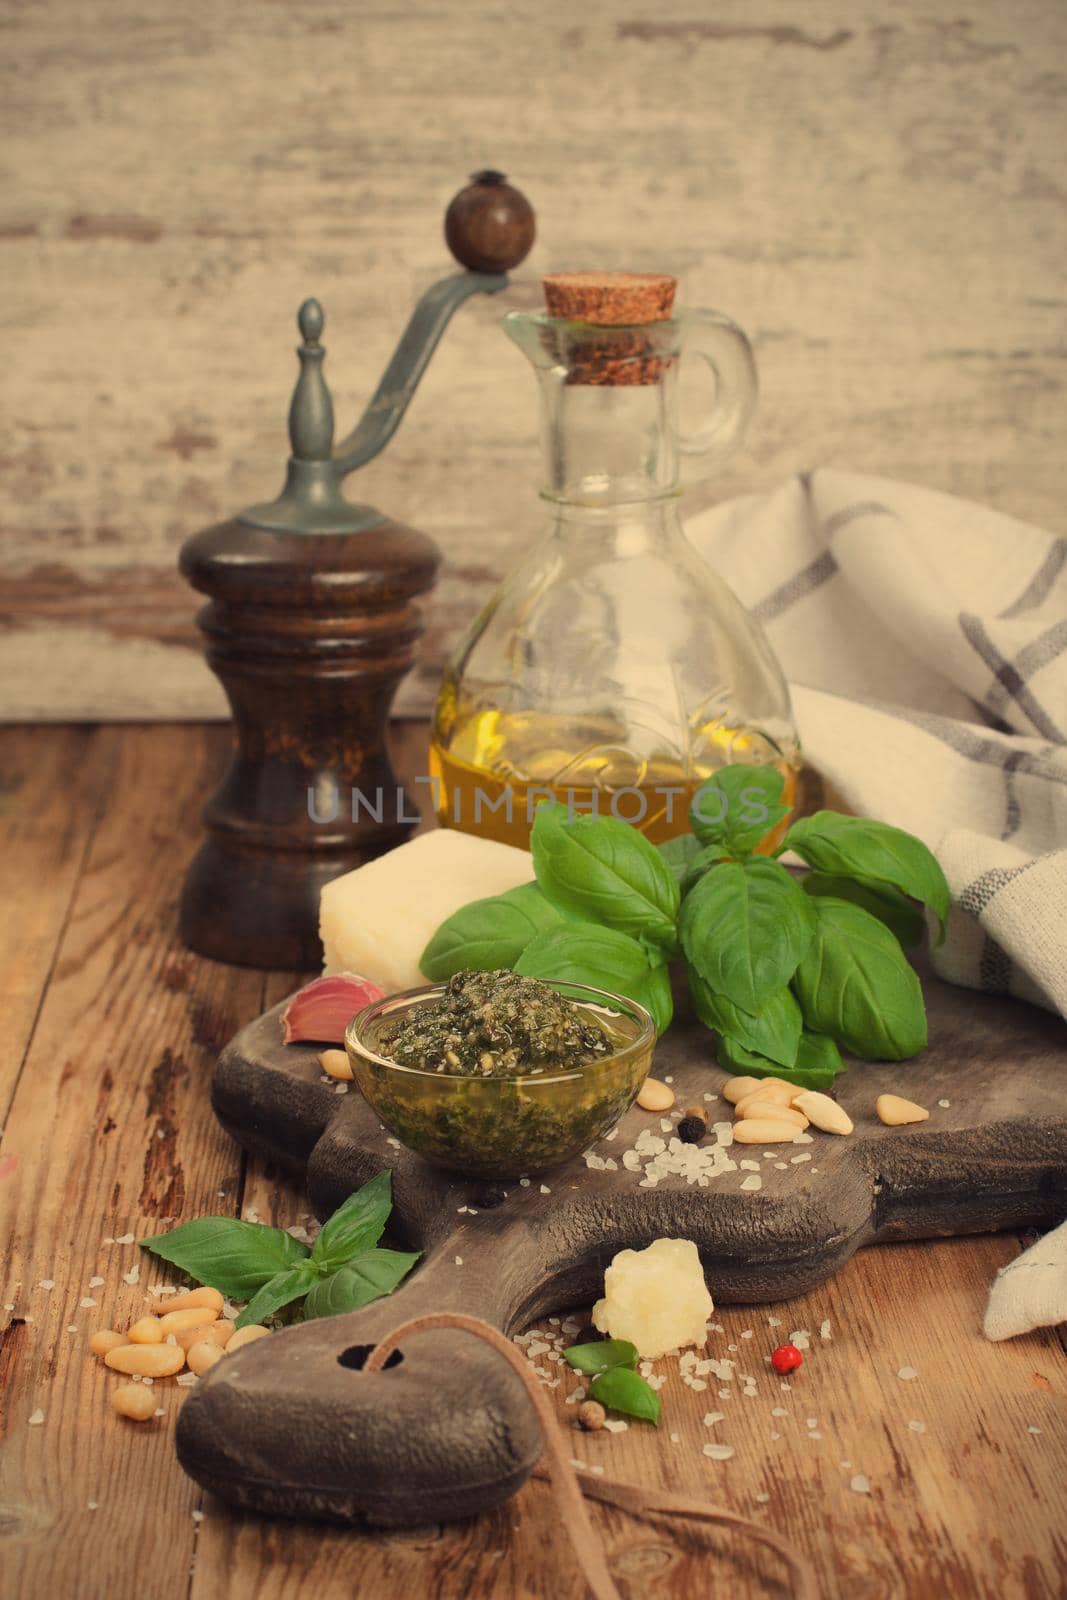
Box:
<box><xmin>178</xmin><ymin>172</ymin><xmax>535</xmax><ymax>969</ymax></box>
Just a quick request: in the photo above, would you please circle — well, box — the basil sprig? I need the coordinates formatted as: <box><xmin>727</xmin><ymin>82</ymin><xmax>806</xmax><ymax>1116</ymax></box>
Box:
<box><xmin>419</xmin><ymin>765</ymin><xmax>950</xmax><ymax>1083</ymax></box>
<box><xmin>140</xmin><ymin>1170</ymin><xmax>419</xmax><ymax>1329</ymax></box>
<box><xmin>564</xmin><ymin>1338</ymin><xmax>661</xmax><ymax>1424</ymax></box>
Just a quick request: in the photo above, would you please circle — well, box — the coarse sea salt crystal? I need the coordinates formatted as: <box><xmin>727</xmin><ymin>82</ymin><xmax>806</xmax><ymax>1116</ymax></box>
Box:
<box><xmin>603</xmin><ymin>1419</ymin><xmax>628</xmax><ymax>1433</ymax></box>
<box><xmin>790</xmin><ymin>1330</ymin><xmax>811</xmax><ymax>1349</ymax></box>
<box><xmin>703</xmin><ymin>1442</ymin><xmax>734</xmax><ymax>1461</ymax></box>
<box><xmin>28</xmin><ymin>1409</ymin><xmax>45</xmax><ymax>1426</ymax></box>
<box><xmin>897</xmin><ymin>1366</ymin><xmax>918</xmax><ymax>1381</ymax></box>
<box><xmin>938</xmin><ymin>1099</ymin><xmax>951</xmax><ymax>1108</ymax></box>
<box><xmin>88</xmin><ymin>1276</ymin><xmax>105</xmax><ymax>1289</ymax></box>
<box><xmin>908</xmin><ymin>1420</ymin><xmax>926</xmax><ymax>1433</ymax></box>
<box><xmin>38</xmin><ymin>1280</ymin><xmax>55</xmax><ymax>1291</ymax></box>
<box><xmin>115</xmin><ymin>1234</ymin><xmax>135</xmax><ymax>1246</ymax></box>
<box><xmin>739</xmin><ymin>1160</ymin><xmax>760</xmax><ymax>1172</ymax></box>
<box><xmin>703</xmin><ymin>1412</ymin><xmax>724</xmax><ymax>1426</ymax></box>
<box><xmin>740</xmin><ymin>1175</ymin><xmax>762</xmax><ymax>1192</ymax></box>
<box><xmin>820</xmin><ymin>1320</ymin><xmax>832</xmax><ymax>1340</ymax></box>
<box><xmin>123</xmin><ymin>1265</ymin><xmax>140</xmax><ymax>1286</ymax></box>
<box><xmin>850</xmin><ymin>1474</ymin><xmax>871</xmax><ymax>1494</ymax></box>
<box><xmin>79</xmin><ymin>1298</ymin><xmax>97</xmax><ymax>1309</ymax></box>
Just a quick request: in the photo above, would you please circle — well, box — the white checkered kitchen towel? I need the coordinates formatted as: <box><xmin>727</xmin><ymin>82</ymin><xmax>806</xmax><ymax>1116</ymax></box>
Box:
<box><xmin>687</xmin><ymin>470</ymin><xmax>1067</xmax><ymax>1020</ymax></box>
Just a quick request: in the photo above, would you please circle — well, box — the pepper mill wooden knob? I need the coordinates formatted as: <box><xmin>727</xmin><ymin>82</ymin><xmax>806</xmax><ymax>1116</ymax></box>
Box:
<box><xmin>179</xmin><ymin>179</ymin><xmax>535</xmax><ymax>968</ymax></box>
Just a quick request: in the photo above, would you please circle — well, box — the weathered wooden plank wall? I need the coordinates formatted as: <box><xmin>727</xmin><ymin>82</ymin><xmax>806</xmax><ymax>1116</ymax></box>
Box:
<box><xmin>2</xmin><ymin>0</ymin><xmax>1064</xmax><ymax>720</ymax></box>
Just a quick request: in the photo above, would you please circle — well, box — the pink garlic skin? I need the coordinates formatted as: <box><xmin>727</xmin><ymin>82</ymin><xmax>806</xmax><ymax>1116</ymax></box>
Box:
<box><xmin>282</xmin><ymin>973</ymin><xmax>387</xmax><ymax>1044</ymax></box>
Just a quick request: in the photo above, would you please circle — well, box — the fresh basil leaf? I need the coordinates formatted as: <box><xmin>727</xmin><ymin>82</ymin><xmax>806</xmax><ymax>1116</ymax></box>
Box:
<box><xmin>679</xmin><ymin>859</ymin><xmax>815</xmax><ymax>1013</ymax></box>
<box><xmin>680</xmin><ymin>843</ymin><xmax>733</xmax><ymax>897</ymax></box>
<box><xmin>531</xmin><ymin>805</ymin><xmax>679</xmax><ymax>953</ymax></box>
<box><xmin>656</xmin><ymin>833</ymin><xmax>702</xmax><ymax>886</ymax></box>
<box><xmin>235</xmin><ymin>1262</ymin><xmax>319</xmax><ymax>1330</ymax></box>
<box><xmin>563</xmin><ymin>1339</ymin><xmax>638</xmax><ymax>1375</ymax></box>
<box><xmin>784</xmin><ymin>812</ymin><xmax>949</xmax><ymax>933</ymax></box>
<box><xmin>420</xmin><ymin>882</ymin><xmax>570</xmax><ymax>981</ymax></box>
<box><xmin>717</xmin><ymin>1028</ymin><xmax>843</xmax><ymax>1090</ymax></box>
<box><xmin>802</xmin><ymin>871</ymin><xmax>925</xmax><ymax>949</ymax></box>
<box><xmin>638</xmin><ymin>963</ymin><xmax>675</xmax><ymax>1038</ymax></box>
<box><xmin>689</xmin><ymin>764</ymin><xmax>791</xmax><ymax>858</ymax></box>
<box><xmin>139</xmin><ymin>1217</ymin><xmax>310</xmax><ymax>1298</ymax></box>
<box><xmin>590</xmin><ymin>1366</ymin><xmax>661</xmax><ymax>1425</ymax></box>
<box><xmin>792</xmin><ymin>896</ymin><xmax>927</xmax><ymax>1060</ymax></box>
<box><xmin>311</xmin><ymin>1170</ymin><xmax>393</xmax><ymax>1272</ymax></box>
<box><xmin>302</xmin><ymin>1249</ymin><xmax>420</xmax><ymax>1321</ymax></box>
<box><xmin>515</xmin><ymin>924</ymin><xmax>673</xmax><ymax>1035</ymax></box>
<box><xmin>690</xmin><ymin>972</ymin><xmax>802</xmax><ymax>1069</ymax></box>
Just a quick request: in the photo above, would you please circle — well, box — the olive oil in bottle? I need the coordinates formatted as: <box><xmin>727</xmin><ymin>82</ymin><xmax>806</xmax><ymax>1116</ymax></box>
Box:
<box><xmin>428</xmin><ymin>700</ymin><xmax>797</xmax><ymax>851</ymax></box>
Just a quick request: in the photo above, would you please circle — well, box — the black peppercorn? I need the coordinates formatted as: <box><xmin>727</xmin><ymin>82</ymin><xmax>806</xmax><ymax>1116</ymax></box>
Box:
<box><xmin>681</xmin><ymin>1113</ymin><xmax>703</xmax><ymax>1152</ymax></box>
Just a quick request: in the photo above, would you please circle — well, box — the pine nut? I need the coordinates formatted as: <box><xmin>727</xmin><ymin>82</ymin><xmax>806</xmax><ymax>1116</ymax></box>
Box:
<box><xmin>186</xmin><ymin>1340</ymin><xmax>225</xmax><ymax>1375</ymax></box>
<box><xmin>112</xmin><ymin>1384</ymin><xmax>159</xmax><ymax>1422</ymax></box>
<box><xmin>127</xmin><ymin>1315</ymin><xmax>164</xmax><ymax>1344</ymax></box>
<box><xmin>226</xmin><ymin>1324</ymin><xmax>270</xmax><ymax>1353</ymax></box>
<box><xmin>636</xmin><ymin>1077</ymin><xmax>675</xmax><ymax>1112</ymax></box>
<box><xmin>747</xmin><ymin>1079</ymin><xmax>798</xmax><ymax>1106</ymax></box>
<box><xmin>319</xmin><ymin>1048</ymin><xmax>354</xmax><ymax>1082</ymax></box>
<box><xmin>876</xmin><ymin>1094</ymin><xmax>929</xmax><ymax>1126</ymax></box>
<box><xmin>720</xmin><ymin>1076</ymin><xmax>762</xmax><ymax>1105</ymax></box>
<box><xmin>733</xmin><ymin>1118</ymin><xmax>803</xmax><ymax>1145</ymax></box>
<box><xmin>735</xmin><ymin>1097</ymin><xmax>808</xmax><ymax>1128</ymax></box>
<box><xmin>159</xmin><ymin>1305</ymin><xmax>222</xmax><ymax>1334</ymax></box>
<box><xmin>148</xmin><ymin>1285</ymin><xmax>224</xmax><ymax>1316</ymax></box>
<box><xmin>89</xmin><ymin>1329</ymin><xmax>126</xmax><ymax>1358</ymax></box>
<box><xmin>793</xmin><ymin>1091</ymin><xmax>854</xmax><ymax>1135</ymax></box>
<box><xmin>174</xmin><ymin>1319</ymin><xmax>235</xmax><ymax>1353</ymax></box>
<box><xmin>105</xmin><ymin>1342</ymin><xmax>186</xmax><ymax>1377</ymax></box>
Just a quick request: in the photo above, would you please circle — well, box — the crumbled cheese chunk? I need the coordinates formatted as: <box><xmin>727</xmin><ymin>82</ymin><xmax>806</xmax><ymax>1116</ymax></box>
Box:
<box><xmin>592</xmin><ymin>1238</ymin><xmax>713</xmax><ymax>1359</ymax></box>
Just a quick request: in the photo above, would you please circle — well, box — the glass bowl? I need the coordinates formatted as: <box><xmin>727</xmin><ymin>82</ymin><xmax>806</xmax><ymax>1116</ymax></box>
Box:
<box><xmin>345</xmin><ymin>980</ymin><xmax>656</xmax><ymax>1180</ymax></box>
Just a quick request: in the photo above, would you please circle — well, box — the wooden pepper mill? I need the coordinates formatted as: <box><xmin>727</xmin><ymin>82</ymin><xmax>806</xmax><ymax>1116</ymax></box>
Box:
<box><xmin>179</xmin><ymin>173</ymin><xmax>536</xmax><ymax>969</ymax></box>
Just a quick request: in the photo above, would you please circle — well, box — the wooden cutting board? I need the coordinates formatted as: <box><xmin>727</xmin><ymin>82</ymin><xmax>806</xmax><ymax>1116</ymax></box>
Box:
<box><xmin>176</xmin><ymin>965</ymin><xmax>1066</xmax><ymax>1528</ymax></box>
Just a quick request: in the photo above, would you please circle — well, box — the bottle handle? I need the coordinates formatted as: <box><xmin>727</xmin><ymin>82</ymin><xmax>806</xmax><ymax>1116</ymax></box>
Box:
<box><xmin>671</xmin><ymin>309</ymin><xmax>758</xmax><ymax>482</ymax></box>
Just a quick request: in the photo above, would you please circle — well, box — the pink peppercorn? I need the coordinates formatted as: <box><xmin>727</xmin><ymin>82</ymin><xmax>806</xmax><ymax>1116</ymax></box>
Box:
<box><xmin>771</xmin><ymin>1343</ymin><xmax>803</xmax><ymax>1375</ymax></box>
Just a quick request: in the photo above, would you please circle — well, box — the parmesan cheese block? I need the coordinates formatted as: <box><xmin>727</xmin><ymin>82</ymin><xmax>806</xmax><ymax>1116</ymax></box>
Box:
<box><xmin>319</xmin><ymin>830</ymin><xmax>534</xmax><ymax>995</ymax></box>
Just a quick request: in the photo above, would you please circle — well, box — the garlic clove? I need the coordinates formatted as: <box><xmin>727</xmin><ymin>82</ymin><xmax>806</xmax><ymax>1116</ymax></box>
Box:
<box><xmin>281</xmin><ymin>973</ymin><xmax>387</xmax><ymax>1045</ymax></box>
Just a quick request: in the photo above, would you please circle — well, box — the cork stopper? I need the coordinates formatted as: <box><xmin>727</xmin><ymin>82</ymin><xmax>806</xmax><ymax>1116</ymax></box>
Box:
<box><xmin>542</xmin><ymin>272</ymin><xmax>676</xmax><ymax>326</ymax></box>
<box><xmin>541</xmin><ymin>273</ymin><xmax>678</xmax><ymax>386</ymax></box>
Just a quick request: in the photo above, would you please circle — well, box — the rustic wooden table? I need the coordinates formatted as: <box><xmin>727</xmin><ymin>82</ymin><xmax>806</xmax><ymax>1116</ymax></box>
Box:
<box><xmin>1</xmin><ymin>722</ymin><xmax>1063</xmax><ymax>1600</ymax></box>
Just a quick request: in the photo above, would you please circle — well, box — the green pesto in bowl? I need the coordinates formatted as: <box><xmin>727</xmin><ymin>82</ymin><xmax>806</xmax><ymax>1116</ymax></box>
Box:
<box><xmin>345</xmin><ymin>972</ymin><xmax>655</xmax><ymax>1180</ymax></box>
